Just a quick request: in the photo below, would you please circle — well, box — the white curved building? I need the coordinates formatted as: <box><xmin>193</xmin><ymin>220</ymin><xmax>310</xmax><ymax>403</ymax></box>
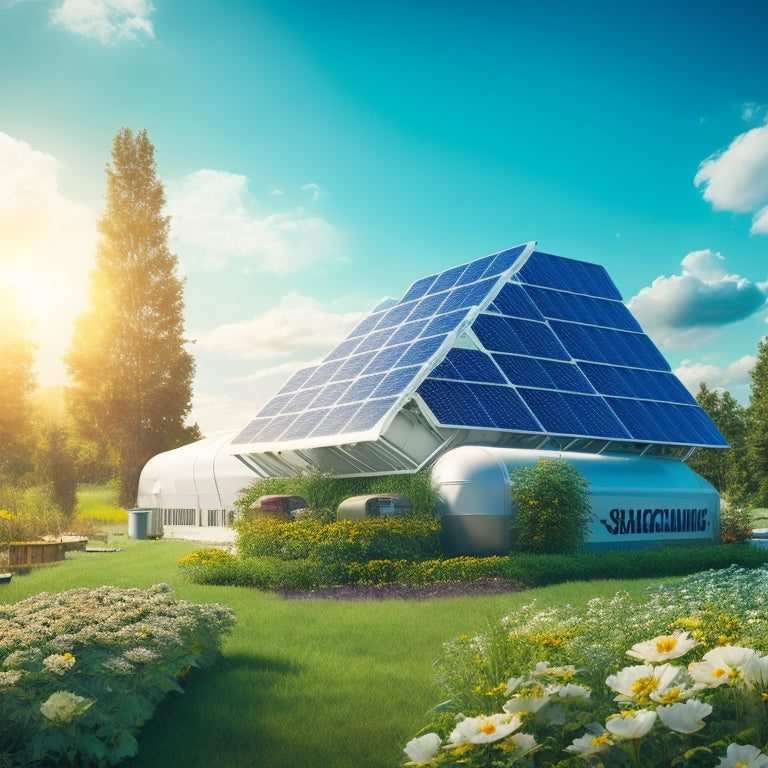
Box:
<box><xmin>135</xmin><ymin>430</ymin><xmax>255</xmax><ymax>534</ymax></box>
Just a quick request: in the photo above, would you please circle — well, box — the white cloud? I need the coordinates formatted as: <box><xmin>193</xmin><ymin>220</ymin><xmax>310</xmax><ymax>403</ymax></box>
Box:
<box><xmin>301</xmin><ymin>182</ymin><xmax>324</xmax><ymax>201</ymax></box>
<box><xmin>0</xmin><ymin>132</ymin><xmax>96</xmax><ymax>384</ymax></box>
<box><xmin>166</xmin><ymin>170</ymin><xmax>342</xmax><ymax>275</ymax></box>
<box><xmin>50</xmin><ymin>0</ymin><xmax>155</xmax><ymax>44</ymax></box>
<box><xmin>694</xmin><ymin>118</ymin><xmax>768</xmax><ymax>233</ymax></box>
<box><xmin>627</xmin><ymin>249</ymin><xmax>767</xmax><ymax>349</ymax></box>
<box><xmin>194</xmin><ymin>292</ymin><xmax>366</xmax><ymax>360</ymax></box>
<box><xmin>674</xmin><ymin>355</ymin><xmax>756</xmax><ymax>399</ymax></box>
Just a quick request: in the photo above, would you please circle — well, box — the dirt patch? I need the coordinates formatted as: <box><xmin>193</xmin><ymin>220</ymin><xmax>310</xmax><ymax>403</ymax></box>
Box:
<box><xmin>277</xmin><ymin>578</ymin><xmax>524</xmax><ymax>601</ymax></box>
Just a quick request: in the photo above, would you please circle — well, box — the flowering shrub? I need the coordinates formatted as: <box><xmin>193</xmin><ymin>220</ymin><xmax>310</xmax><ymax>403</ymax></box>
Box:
<box><xmin>233</xmin><ymin>516</ymin><xmax>442</xmax><ymax>563</ymax></box>
<box><xmin>179</xmin><ymin>543</ymin><xmax>768</xmax><ymax>592</ymax></box>
<box><xmin>0</xmin><ymin>584</ymin><xmax>235</xmax><ymax>767</ymax></box>
<box><xmin>406</xmin><ymin>565</ymin><xmax>768</xmax><ymax>766</ymax></box>
<box><xmin>510</xmin><ymin>459</ymin><xmax>592</xmax><ymax>555</ymax></box>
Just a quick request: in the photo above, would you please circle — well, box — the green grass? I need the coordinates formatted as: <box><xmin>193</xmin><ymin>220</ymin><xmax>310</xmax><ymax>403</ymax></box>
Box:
<box><xmin>0</xmin><ymin>538</ymin><xmax>680</xmax><ymax>768</ymax></box>
<box><xmin>75</xmin><ymin>482</ymin><xmax>127</xmax><ymax>524</ymax></box>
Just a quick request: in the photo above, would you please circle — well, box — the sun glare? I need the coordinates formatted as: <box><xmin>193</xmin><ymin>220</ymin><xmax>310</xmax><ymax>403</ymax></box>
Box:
<box><xmin>2</xmin><ymin>263</ymin><xmax>55</xmax><ymax>327</ymax></box>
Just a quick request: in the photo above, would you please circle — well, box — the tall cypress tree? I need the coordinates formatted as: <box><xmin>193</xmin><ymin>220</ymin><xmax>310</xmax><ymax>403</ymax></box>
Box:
<box><xmin>66</xmin><ymin>127</ymin><xmax>198</xmax><ymax>507</ymax></box>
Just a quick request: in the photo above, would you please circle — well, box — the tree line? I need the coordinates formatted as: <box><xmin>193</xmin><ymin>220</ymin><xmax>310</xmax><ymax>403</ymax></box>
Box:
<box><xmin>687</xmin><ymin>338</ymin><xmax>768</xmax><ymax>509</ymax></box>
<box><xmin>1</xmin><ymin>128</ymin><xmax>198</xmax><ymax>519</ymax></box>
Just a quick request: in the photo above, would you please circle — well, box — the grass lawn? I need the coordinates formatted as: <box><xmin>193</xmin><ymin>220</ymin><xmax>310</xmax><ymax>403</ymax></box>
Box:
<box><xmin>1</xmin><ymin>537</ymin><xmax>681</xmax><ymax>768</ymax></box>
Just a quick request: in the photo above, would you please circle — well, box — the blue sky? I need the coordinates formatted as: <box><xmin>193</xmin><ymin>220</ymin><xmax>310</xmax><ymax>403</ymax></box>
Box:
<box><xmin>1</xmin><ymin>0</ymin><xmax>767</xmax><ymax>434</ymax></box>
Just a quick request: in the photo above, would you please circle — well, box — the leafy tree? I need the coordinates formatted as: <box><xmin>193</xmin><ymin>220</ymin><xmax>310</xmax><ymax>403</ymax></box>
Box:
<box><xmin>686</xmin><ymin>382</ymin><xmax>748</xmax><ymax>503</ymax></box>
<box><xmin>0</xmin><ymin>280</ymin><xmax>37</xmax><ymax>482</ymax></box>
<box><xmin>509</xmin><ymin>459</ymin><xmax>592</xmax><ymax>554</ymax></box>
<box><xmin>746</xmin><ymin>338</ymin><xmax>768</xmax><ymax>506</ymax></box>
<box><xmin>66</xmin><ymin>128</ymin><xmax>198</xmax><ymax>507</ymax></box>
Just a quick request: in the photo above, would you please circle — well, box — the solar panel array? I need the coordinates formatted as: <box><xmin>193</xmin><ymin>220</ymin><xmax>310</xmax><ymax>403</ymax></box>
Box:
<box><xmin>231</xmin><ymin>244</ymin><xmax>727</xmax><ymax>450</ymax></box>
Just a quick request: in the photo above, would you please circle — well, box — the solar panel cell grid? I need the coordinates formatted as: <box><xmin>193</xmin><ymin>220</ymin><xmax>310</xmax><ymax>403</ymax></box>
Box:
<box><xmin>490</xmin><ymin>282</ymin><xmax>544</xmax><ymax>320</ymax></box>
<box><xmin>399</xmin><ymin>274</ymin><xmax>438</xmax><ymax>303</ymax></box>
<box><xmin>372</xmin><ymin>366</ymin><xmax>421</xmax><ymax>398</ymax></box>
<box><xmin>231</xmin><ymin>243</ymin><xmax>725</xmax><ymax>451</ymax></box>
<box><xmin>398</xmin><ymin>334</ymin><xmax>446</xmax><ymax>367</ymax></box>
<box><xmin>345</xmin><ymin>397</ymin><xmax>398</xmax><ymax>432</ymax></box>
<box><xmin>427</xmin><ymin>264</ymin><xmax>467</xmax><ymax>294</ymax></box>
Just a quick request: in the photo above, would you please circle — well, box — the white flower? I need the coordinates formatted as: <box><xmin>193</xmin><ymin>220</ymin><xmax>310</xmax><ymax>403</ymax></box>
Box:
<box><xmin>42</xmin><ymin>652</ymin><xmax>76</xmax><ymax>676</ymax></box>
<box><xmin>404</xmin><ymin>733</ymin><xmax>441</xmax><ymax>764</ymax></box>
<box><xmin>688</xmin><ymin>645</ymin><xmax>761</xmax><ymax>688</ymax></box>
<box><xmin>566</xmin><ymin>726</ymin><xmax>612</xmax><ymax>756</ymax></box>
<box><xmin>716</xmin><ymin>743</ymin><xmax>768</xmax><ymax>767</ymax></box>
<box><xmin>626</xmin><ymin>631</ymin><xmax>700</xmax><ymax>663</ymax></box>
<box><xmin>505</xmin><ymin>675</ymin><xmax>524</xmax><ymax>695</ymax></box>
<box><xmin>657</xmin><ymin>699</ymin><xmax>712</xmax><ymax>733</ymax></box>
<box><xmin>447</xmin><ymin>713</ymin><xmax>523</xmax><ymax>745</ymax></box>
<box><xmin>40</xmin><ymin>691</ymin><xmax>95</xmax><ymax>725</ymax></box>
<box><xmin>606</xmin><ymin>663</ymin><xmax>680</xmax><ymax>703</ymax></box>
<box><xmin>605</xmin><ymin>709</ymin><xmax>657</xmax><ymax>739</ymax></box>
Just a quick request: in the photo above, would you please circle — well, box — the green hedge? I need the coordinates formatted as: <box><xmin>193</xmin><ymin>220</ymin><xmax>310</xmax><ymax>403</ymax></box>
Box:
<box><xmin>233</xmin><ymin>516</ymin><xmax>443</xmax><ymax>563</ymax></box>
<box><xmin>179</xmin><ymin>542</ymin><xmax>768</xmax><ymax>591</ymax></box>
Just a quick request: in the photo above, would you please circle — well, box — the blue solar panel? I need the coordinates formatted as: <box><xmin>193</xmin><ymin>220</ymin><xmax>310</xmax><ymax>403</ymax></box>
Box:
<box><xmin>275</xmin><ymin>366</ymin><xmax>316</xmax><ymax>395</ymax></box>
<box><xmin>519</xmin><ymin>388</ymin><xmax>631</xmax><ymax>439</ymax></box>
<box><xmin>372</xmin><ymin>366</ymin><xmax>422</xmax><ymax>398</ymax></box>
<box><xmin>310</xmin><ymin>381</ymin><xmax>350</xmax><ymax>408</ymax></box>
<box><xmin>332</xmin><ymin>351</ymin><xmax>377</xmax><ymax>381</ymax></box>
<box><xmin>374</xmin><ymin>301</ymin><xmax>418</xmax><ymax>330</ymax></box>
<box><xmin>518</xmin><ymin>251</ymin><xmax>622</xmax><ymax>300</ymax></box>
<box><xmin>493</xmin><ymin>354</ymin><xmax>594</xmax><ymax>393</ymax></box>
<box><xmin>345</xmin><ymin>397</ymin><xmax>398</xmax><ymax>432</ymax></box>
<box><xmin>283</xmin><ymin>387</ymin><xmax>320</xmax><ymax>413</ymax></box>
<box><xmin>481</xmin><ymin>244</ymin><xmax>528</xmax><ymax>278</ymax></box>
<box><xmin>490</xmin><ymin>283</ymin><xmax>544</xmax><ymax>320</ymax></box>
<box><xmin>347</xmin><ymin>312</ymin><xmax>384</xmax><ymax>339</ymax></box>
<box><xmin>417</xmin><ymin>379</ymin><xmax>496</xmax><ymax>428</ymax></box>
<box><xmin>431</xmin><ymin>348</ymin><xmax>506</xmax><ymax>384</ymax></box>
<box><xmin>302</xmin><ymin>359</ymin><xmax>345</xmax><ymax>389</ymax></box>
<box><xmin>466</xmin><ymin>383</ymin><xmax>542</xmax><ymax>432</ymax></box>
<box><xmin>455</xmin><ymin>255</ymin><xmax>495</xmax><ymax>285</ymax></box>
<box><xmin>231</xmin><ymin>242</ymin><xmax>726</xmax><ymax>452</ymax></box>
<box><xmin>427</xmin><ymin>264</ymin><xmax>467</xmax><ymax>294</ymax></box>
<box><xmin>398</xmin><ymin>335</ymin><xmax>446</xmax><ymax>367</ymax></box>
<box><xmin>408</xmin><ymin>292</ymin><xmax>446</xmax><ymax>321</ymax></box>
<box><xmin>337</xmin><ymin>375</ymin><xmax>381</xmax><ymax>404</ymax></box>
<box><xmin>388</xmin><ymin>319</ymin><xmax>429</xmax><ymax>346</ymax></box>
<box><xmin>362</xmin><ymin>344</ymin><xmax>410</xmax><ymax>376</ymax></box>
<box><xmin>400</xmin><ymin>274</ymin><xmax>438</xmax><ymax>303</ymax></box>
<box><xmin>256</xmin><ymin>393</ymin><xmax>294</xmax><ymax>418</ymax></box>
<box><xmin>420</xmin><ymin>309</ymin><xmax>471</xmax><ymax>338</ymax></box>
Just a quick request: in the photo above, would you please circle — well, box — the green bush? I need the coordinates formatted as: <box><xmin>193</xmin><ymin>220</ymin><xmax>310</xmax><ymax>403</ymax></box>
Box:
<box><xmin>720</xmin><ymin>502</ymin><xmax>753</xmax><ymax>542</ymax></box>
<box><xmin>234</xmin><ymin>469</ymin><xmax>439</xmax><ymax>519</ymax></box>
<box><xmin>510</xmin><ymin>459</ymin><xmax>591</xmax><ymax>554</ymax></box>
<box><xmin>0</xmin><ymin>484</ymin><xmax>66</xmax><ymax>546</ymax></box>
<box><xmin>179</xmin><ymin>542</ymin><xmax>768</xmax><ymax>591</ymax></box>
<box><xmin>0</xmin><ymin>584</ymin><xmax>234</xmax><ymax>767</ymax></box>
<box><xmin>233</xmin><ymin>515</ymin><xmax>443</xmax><ymax>563</ymax></box>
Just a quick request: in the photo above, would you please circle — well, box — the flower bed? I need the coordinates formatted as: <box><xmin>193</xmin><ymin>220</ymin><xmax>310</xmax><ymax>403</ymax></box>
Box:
<box><xmin>404</xmin><ymin>565</ymin><xmax>768</xmax><ymax>766</ymax></box>
<box><xmin>0</xmin><ymin>583</ymin><xmax>235</xmax><ymax>767</ymax></box>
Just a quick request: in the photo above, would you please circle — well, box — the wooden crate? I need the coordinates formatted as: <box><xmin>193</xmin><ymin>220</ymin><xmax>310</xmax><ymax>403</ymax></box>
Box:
<box><xmin>8</xmin><ymin>541</ymin><xmax>66</xmax><ymax>568</ymax></box>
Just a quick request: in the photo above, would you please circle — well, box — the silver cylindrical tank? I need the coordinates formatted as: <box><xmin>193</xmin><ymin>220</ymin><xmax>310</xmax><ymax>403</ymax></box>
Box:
<box><xmin>432</xmin><ymin>446</ymin><xmax>721</xmax><ymax>556</ymax></box>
